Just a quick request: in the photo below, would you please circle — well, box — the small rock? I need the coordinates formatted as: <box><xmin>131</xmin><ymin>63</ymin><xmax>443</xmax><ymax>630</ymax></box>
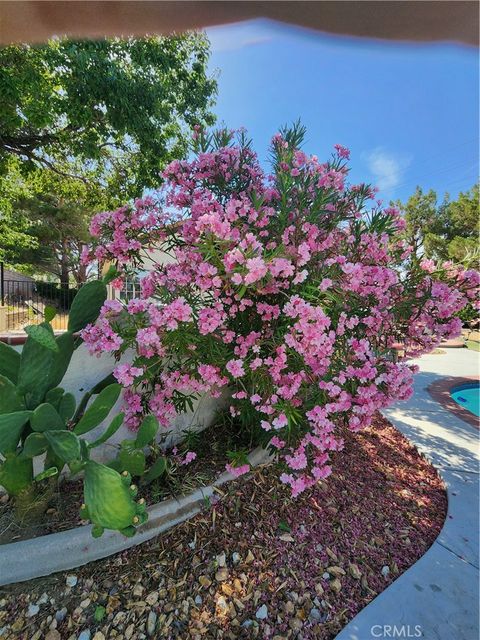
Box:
<box><xmin>80</xmin><ymin>598</ymin><xmax>91</xmax><ymax>609</ymax></box>
<box><xmin>55</xmin><ymin>608</ymin><xmax>67</xmax><ymax>623</ymax></box>
<box><xmin>221</xmin><ymin>583</ymin><xmax>234</xmax><ymax>597</ymax></box>
<box><xmin>315</xmin><ymin>583</ymin><xmax>324</xmax><ymax>596</ymax></box>
<box><xmin>330</xmin><ymin>578</ymin><xmax>342</xmax><ymax>593</ymax></box>
<box><xmin>327</xmin><ymin>566</ymin><xmax>345</xmax><ymax>577</ymax></box>
<box><xmin>255</xmin><ymin>604</ymin><xmax>268</xmax><ymax>620</ymax></box>
<box><xmin>315</xmin><ymin>543</ymin><xmax>323</xmax><ymax>552</ymax></box>
<box><xmin>113</xmin><ymin>611</ymin><xmax>127</xmax><ymax>626</ymax></box>
<box><xmin>232</xmin><ymin>552</ymin><xmax>241</xmax><ymax>565</ymax></box>
<box><xmin>37</xmin><ymin>593</ymin><xmax>49</xmax><ymax>605</ymax></box>
<box><xmin>309</xmin><ymin>607</ymin><xmax>322</xmax><ymax>621</ymax></box>
<box><xmin>381</xmin><ymin>565</ymin><xmax>390</xmax><ymax>578</ymax></box>
<box><xmin>215</xmin><ymin>568</ymin><xmax>229</xmax><ymax>582</ymax></box>
<box><xmin>66</xmin><ymin>575</ymin><xmax>78</xmax><ymax>588</ymax></box>
<box><xmin>199</xmin><ymin>575</ymin><xmax>212</xmax><ymax>588</ymax></box>
<box><xmin>146</xmin><ymin>611</ymin><xmax>157</xmax><ymax>636</ymax></box>
<box><xmin>93</xmin><ymin>634</ymin><xmax>105</xmax><ymax>640</ymax></box>
<box><xmin>241</xmin><ymin>619</ymin><xmax>254</xmax><ymax>628</ymax></box>
<box><xmin>145</xmin><ymin>591</ymin><xmax>159</xmax><ymax>606</ymax></box>
<box><xmin>31</xmin><ymin>631</ymin><xmax>42</xmax><ymax>640</ymax></box>
<box><xmin>322</xmin><ymin>572</ymin><xmax>330</xmax><ymax>580</ymax></box>
<box><xmin>233</xmin><ymin>578</ymin><xmax>243</xmax><ymax>592</ymax></box>
<box><xmin>216</xmin><ymin>552</ymin><xmax>226</xmax><ymax>567</ymax></box>
<box><xmin>349</xmin><ymin>563</ymin><xmax>362</xmax><ymax>579</ymax></box>
<box><xmin>27</xmin><ymin>604</ymin><xmax>40</xmax><ymax>617</ymax></box>
<box><xmin>289</xmin><ymin>618</ymin><xmax>303</xmax><ymax>631</ymax></box>
<box><xmin>125</xmin><ymin>624</ymin><xmax>135</xmax><ymax>640</ymax></box>
<box><xmin>216</xmin><ymin>596</ymin><xmax>228</xmax><ymax>615</ymax></box>
<box><xmin>279</xmin><ymin>533</ymin><xmax>294</xmax><ymax>542</ymax></box>
<box><xmin>133</xmin><ymin>584</ymin><xmax>144</xmax><ymax>597</ymax></box>
<box><xmin>194</xmin><ymin>595</ymin><xmax>203</xmax><ymax>605</ymax></box>
<box><xmin>245</xmin><ymin>550</ymin><xmax>254</xmax><ymax>564</ymax></box>
<box><xmin>45</xmin><ymin>631</ymin><xmax>61</xmax><ymax>640</ymax></box>
<box><xmin>284</xmin><ymin>601</ymin><xmax>295</xmax><ymax>614</ymax></box>
<box><xmin>78</xmin><ymin>631</ymin><xmax>91</xmax><ymax>640</ymax></box>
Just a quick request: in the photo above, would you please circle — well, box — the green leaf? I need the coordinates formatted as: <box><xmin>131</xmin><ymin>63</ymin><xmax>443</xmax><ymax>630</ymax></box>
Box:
<box><xmin>94</xmin><ymin>605</ymin><xmax>106</xmax><ymax>623</ymax></box>
<box><xmin>44</xmin><ymin>306</ymin><xmax>57</xmax><ymax>322</ymax></box>
<box><xmin>118</xmin><ymin>447</ymin><xmax>146</xmax><ymax>477</ymax></box>
<box><xmin>21</xmin><ymin>432</ymin><xmax>48</xmax><ymax>458</ymax></box>
<box><xmin>44</xmin><ymin>430</ymin><xmax>81</xmax><ymax>463</ymax></box>
<box><xmin>143</xmin><ymin>457</ymin><xmax>167</xmax><ymax>484</ymax></box>
<box><xmin>135</xmin><ymin>415</ymin><xmax>158</xmax><ymax>448</ymax></box>
<box><xmin>17</xmin><ymin>324</ymin><xmax>56</xmax><ymax>406</ymax></box>
<box><xmin>91</xmin><ymin>372</ymin><xmax>116</xmax><ymax>395</ymax></box>
<box><xmin>31</xmin><ymin>403</ymin><xmax>65</xmax><ymax>432</ymax></box>
<box><xmin>0</xmin><ymin>411</ymin><xmax>32</xmax><ymax>454</ymax></box>
<box><xmin>102</xmin><ymin>264</ymin><xmax>118</xmax><ymax>285</ymax></box>
<box><xmin>58</xmin><ymin>392</ymin><xmax>76</xmax><ymax>422</ymax></box>
<box><xmin>0</xmin><ymin>453</ymin><xmax>33</xmax><ymax>496</ymax></box>
<box><xmin>73</xmin><ymin>383</ymin><xmax>121</xmax><ymax>435</ymax></box>
<box><xmin>45</xmin><ymin>387</ymin><xmax>65</xmax><ymax>409</ymax></box>
<box><xmin>24</xmin><ymin>325</ymin><xmax>59</xmax><ymax>352</ymax></box>
<box><xmin>0</xmin><ymin>374</ymin><xmax>24</xmax><ymax>414</ymax></box>
<box><xmin>34</xmin><ymin>466</ymin><xmax>59</xmax><ymax>482</ymax></box>
<box><xmin>0</xmin><ymin>342</ymin><xmax>21</xmax><ymax>384</ymax></box>
<box><xmin>68</xmin><ymin>281</ymin><xmax>107</xmax><ymax>333</ymax></box>
<box><xmin>88</xmin><ymin>413</ymin><xmax>124</xmax><ymax>448</ymax></box>
<box><xmin>48</xmin><ymin>331</ymin><xmax>75</xmax><ymax>389</ymax></box>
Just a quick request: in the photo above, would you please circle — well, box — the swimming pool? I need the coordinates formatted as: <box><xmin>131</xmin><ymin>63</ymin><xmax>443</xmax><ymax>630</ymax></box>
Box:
<box><xmin>450</xmin><ymin>384</ymin><xmax>480</xmax><ymax>417</ymax></box>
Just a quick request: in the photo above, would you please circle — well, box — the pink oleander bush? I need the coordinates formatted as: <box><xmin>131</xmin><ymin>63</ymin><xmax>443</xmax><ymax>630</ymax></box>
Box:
<box><xmin>81</xmin><ymin>123</ymin><xmax>478</xmax><ymax>496</ymax></box>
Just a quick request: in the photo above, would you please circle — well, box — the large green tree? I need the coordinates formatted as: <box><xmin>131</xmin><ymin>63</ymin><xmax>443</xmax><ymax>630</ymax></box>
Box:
<box><xmin>0</xmin><ymin>34</ymin><xmax>217</xmax><ymax>198</ymax></box>
<box><xmin>396</xmin><ymin>184</ymin><xmax>479</xmax><ymax>268</ymax></box>
<box><xmin>7</xmin><ymin>168</ymin><xmax>110</xmax><ymax>287</ymax></box>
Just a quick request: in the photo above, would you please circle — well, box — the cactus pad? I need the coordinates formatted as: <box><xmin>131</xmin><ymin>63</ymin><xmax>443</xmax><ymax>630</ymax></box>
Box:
<box><xmin>82</xmin><ymin>461</ymin><xmax>148</xmax><ymax>535</ymax></box>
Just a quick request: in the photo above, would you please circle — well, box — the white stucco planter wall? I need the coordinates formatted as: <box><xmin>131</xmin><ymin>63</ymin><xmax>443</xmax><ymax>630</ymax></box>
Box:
<box><xmin>10</xmin><ymin>342</ymin><xmax>224</xmax><ymax>464</ymax></box>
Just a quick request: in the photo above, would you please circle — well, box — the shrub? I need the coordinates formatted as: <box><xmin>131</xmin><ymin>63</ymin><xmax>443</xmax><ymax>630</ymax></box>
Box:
<box><xmin>82</xmin><ymin>124</ymin><xmax>479</xmax><ymax>496</ymax></box>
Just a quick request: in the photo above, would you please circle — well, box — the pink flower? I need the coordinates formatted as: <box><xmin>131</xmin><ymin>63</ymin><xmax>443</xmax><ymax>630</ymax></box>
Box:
<box><xmin>244</xmin><ymin>256</ymin><xmax>268</xmax><ymax>285</ymax></box>
<box><xmin>114</xmin><ymin>363</ymin><xmax>144</xmax><ymax>386</ymax></box>
<box><xmin>226</xmin><ymin>359</ymin><xmax>245</xmax><ymax>378</ymax></box>
<box><xmin>225</xmin><ymin>463</ymin><xmax>250</xmax><ymax>478</ymax></box>
<box><xmin>181</xmin><ymin>451</ymin><xmax>197</xmax><ymax>465</ymax></box>
<box><xmin>273</xmin><ymin>413</ymin><xmax>288</xmax><ymax>429</ymax></box>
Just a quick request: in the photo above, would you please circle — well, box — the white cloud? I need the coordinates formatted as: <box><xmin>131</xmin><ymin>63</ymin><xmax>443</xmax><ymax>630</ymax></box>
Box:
<box><xmin>207</xmin><ymin>22</ymin><xmax>273</xmax><ymax>53</ymax></box>
<box><xmin>362</xmin><ymin>147</ymin><xmax>412</xmax><ymax>193</ymax></box>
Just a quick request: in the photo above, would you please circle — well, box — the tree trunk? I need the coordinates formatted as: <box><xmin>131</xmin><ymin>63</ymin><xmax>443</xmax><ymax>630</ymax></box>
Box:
<box><xmin>75</xmin><ymin>245</ymin><xmax>88</xmax><ymax>285</ymax></box>
<box><xmin>60</xmin><ymin>241</ymin><xmax>69</xmax><ymax>290</ymax></box>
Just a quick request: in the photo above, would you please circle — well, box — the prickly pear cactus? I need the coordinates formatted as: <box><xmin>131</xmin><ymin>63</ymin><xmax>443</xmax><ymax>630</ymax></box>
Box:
<box><xmin>81</xmin><ymin>461</ymin><xmax>148</xmax><ymax>537</ymax></box>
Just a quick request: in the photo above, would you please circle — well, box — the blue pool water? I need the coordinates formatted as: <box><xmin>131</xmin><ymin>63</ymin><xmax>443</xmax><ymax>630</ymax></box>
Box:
<box><xmin>450</xmin><ymin>385</ymin><xmax>480</xmax><ymax>417</ymax></box>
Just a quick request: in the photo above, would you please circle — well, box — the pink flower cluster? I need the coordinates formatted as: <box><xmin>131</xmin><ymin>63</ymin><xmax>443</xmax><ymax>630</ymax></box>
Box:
<box><xmin>82</xmin><ymin>125</ymin><xmax>478</xmax><ymax>496</ymax></box>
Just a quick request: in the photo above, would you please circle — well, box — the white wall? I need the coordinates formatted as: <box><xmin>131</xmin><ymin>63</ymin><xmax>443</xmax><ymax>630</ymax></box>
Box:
<box><xmin>12</xmin><ymin>343</ymin><xmax>223</xmax><ymax>464</ymax></box>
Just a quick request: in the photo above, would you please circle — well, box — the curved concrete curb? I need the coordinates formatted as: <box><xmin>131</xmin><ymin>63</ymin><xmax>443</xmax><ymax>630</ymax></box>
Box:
<box><xmin>0</xmin><ymin>447</ymin><xmax>272</xmax><ymax>587</ymax></box>
<box><xmin>336</xmin><ymin>348</ymin><xmax>479</xmax><ymax>640</ymax></box>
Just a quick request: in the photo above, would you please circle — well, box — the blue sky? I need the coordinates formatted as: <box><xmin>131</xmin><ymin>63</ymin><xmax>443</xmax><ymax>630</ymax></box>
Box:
<box><xmin>206</xmin><ymin>20</ymin><xmax>479</xmax><ymax>204</ymax></box>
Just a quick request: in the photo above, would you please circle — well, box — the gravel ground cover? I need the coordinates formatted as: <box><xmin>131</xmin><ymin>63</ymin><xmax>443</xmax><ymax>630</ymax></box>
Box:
<box><xmin>0</xmin><ymin>414</ymin><xmax>446</xmax><ymax>640</ymax></box>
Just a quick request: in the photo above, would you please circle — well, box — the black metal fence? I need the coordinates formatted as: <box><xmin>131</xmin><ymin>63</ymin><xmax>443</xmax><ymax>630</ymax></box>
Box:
<box><xmin>0</xmin><ymin>272</ymin><xmax>79</xmax><ymax>332</ymax></box>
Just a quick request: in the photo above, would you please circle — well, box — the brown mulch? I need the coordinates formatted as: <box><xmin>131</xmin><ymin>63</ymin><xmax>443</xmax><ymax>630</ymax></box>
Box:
<box><xmin>0</xmin><ymin>414</ymin><xmax>446</xmax><ymax>640</ymax></box>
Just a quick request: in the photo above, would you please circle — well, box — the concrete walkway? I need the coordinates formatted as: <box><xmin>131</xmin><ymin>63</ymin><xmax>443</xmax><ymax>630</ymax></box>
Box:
<box><xmin>336</xmin><ymin>348</ymin><xmax>479</xmax><ymax>640</ymax></box>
